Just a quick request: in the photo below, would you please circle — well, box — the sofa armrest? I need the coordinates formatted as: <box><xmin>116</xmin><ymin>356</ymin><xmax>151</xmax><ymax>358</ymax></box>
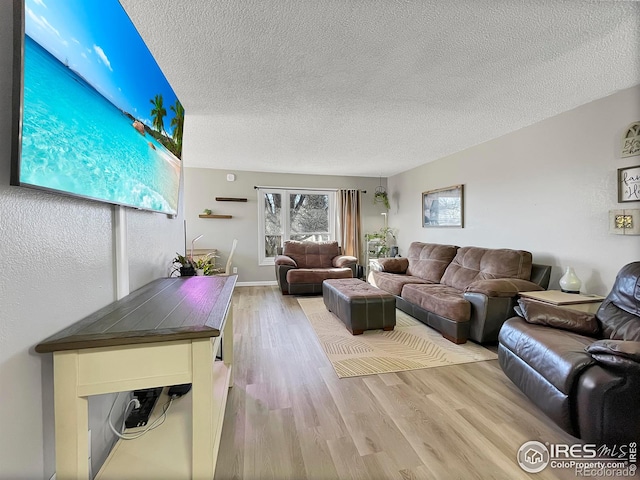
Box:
<box><xmin>576</xmin><ymin>363</ymin><xmax>640</xmax><ymax>444</ymax></box>
<box><xmin>463</xmin><ymin>293</ymin><xmax>518</xmax><ymax>343</ymax></box>
<box><xmin>464</xmin><ymin>278</ymin><xmax>544</xmax><ymax>298</ymax></box>
<box><xmin>516</xmin><ymin>298</ymin><xmax>600</xmax><ymax>336</ymax></box>
<box><xmin>531</xmin><ymin>264</ymin><xmax>552</xmax><ymax>289</ymax></box>
<box><xmin>332</xmin><ymin>255</ymin><xmax>357</xmax><ymax>268</ymax></box>
<box><xmin>587</xmin><ymin>340</ymin><xmax>640</xmax><ymax>372</ymax></box>
<box><xmin>274</xmin><ymin>262</ymin><xmax>296</xmax><ymax>294</ymax></box>
<box><xmin>275</xmin><ymin>255</ymin><xmax>297</xmax><ymax>267</ymax></box>
<box><xmin>373</xmin><ymin>257</ymin><xmax>409</xmax><ymax>273</ymax></box>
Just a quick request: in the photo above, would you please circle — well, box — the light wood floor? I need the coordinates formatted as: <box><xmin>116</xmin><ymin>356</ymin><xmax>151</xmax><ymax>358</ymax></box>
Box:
<box><xmin>214</xmin><ymin>286</ymin><xmax>592</xmax><ymax>480</ymax></box>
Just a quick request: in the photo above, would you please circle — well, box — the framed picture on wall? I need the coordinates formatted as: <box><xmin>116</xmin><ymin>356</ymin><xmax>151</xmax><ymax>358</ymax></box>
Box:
<box><xmin>422</xmin><ymin>184</ymin><xmax>464</xmax><ymax>227</ymax></box>
<box><xmin>618</xmin><ymin>165</ymin><xmax>640</xmax><ymax>203</ymax></box>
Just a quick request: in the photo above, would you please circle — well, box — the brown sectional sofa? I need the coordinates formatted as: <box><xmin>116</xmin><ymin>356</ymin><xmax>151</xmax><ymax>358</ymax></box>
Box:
<box><xmin>275</xmin><ymin>240</ymin><xmax>358</xmax><ymax>295</ymax></box>
<box><xmin>369</xmin><ymin>242</ymin><xmax>551</xmax><ymax>344</ymax></box>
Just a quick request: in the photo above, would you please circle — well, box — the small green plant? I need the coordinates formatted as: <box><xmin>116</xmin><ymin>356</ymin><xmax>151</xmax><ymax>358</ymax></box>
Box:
<box><xmin>193</xmin><ymin>252</ymin><xmax>224</xmax><ymax>275</ymax></box>
<box><xmin>203</xmin><ymin>262</ymin><xmax>224</xmax><ymax>275</ymax></box>
<box><xmin>203</xmin><ymin>208</ymin><xmax>212</xmax><ymax>215</ymax></box>
<box><xmin>171</xmin><ymin>252</ymin><xmax>223</xmax><ymax>276</ymax></box>
<box><xmin>365</xmin><ymin>227</ymin><xmax>397</xmax><ymax>257</ymax></box>
<box><xmin>173</xmin><ymin>253</ymin><xmax>193</xmax><ymax>267</ymax></box>
<box><xmin>171</xmin><ymin>253</ymin><xmax>196</xmax><ymax>276</ymax></box>
<box><xmin>374</xmin><ymin>190</ymin><xmax>390</xmax><ymax>209</ymax></box>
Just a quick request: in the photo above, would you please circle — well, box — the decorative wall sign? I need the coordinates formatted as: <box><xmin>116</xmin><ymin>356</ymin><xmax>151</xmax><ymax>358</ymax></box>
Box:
<box><xmin>618</xmin><ymin>165</ymin><xmax>640</xmax><ymax>202</ymax></box>
<box><xmin>621</xmin><ymin>122</ymin><xmax>640</xmax><ymax>158</ymax></box>
<box><xmin>609</xmin><ymin>209</ymin><xmax>640</xmax><ymax>235</ymax></box>
<box><xmin>422</xmin><ymin>184</ymin><xmax>464</xmax><ymax>227</ymax></box>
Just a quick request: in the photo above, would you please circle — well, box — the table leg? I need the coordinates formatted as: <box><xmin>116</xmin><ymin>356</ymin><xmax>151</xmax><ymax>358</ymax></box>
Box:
<box><xmin>53</xmin><ymin>350</ymin><xmax>89</xmax><ymax>479</ymax></box>
<box><xmin>192</xmin><ymin>338</ymin><xmax>215</xmax><ymax>478</ymax></box>
<box><xmin>222</xmin><ymin>304</ymin><xmax>234</xmax><ymax>385</ymax></box>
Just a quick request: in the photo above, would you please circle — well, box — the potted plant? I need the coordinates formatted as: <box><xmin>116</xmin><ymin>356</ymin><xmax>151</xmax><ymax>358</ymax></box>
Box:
<box><xmin>172</xmin><ymin>253</ymin><xmax>196</xmax><ymax>277</ymax></box>
<box><xmin>365</xmin><ymin>227</ymin><xmax>397</xmax><ymax>257</ymax></box>
<box><xmin>194</xmin><ymin>252</ymin><xmax>224</xmax><ymax>276</ymax></box>
<box><xmin>374</xmin><ymin>190</ymin><xmax>390</xmax><ymax>210</ymax></box>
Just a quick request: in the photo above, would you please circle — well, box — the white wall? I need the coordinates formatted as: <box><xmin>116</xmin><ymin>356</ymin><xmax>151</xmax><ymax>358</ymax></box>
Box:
<box><xmin>388</xmin><ymin>85</ymin><xmax>640</xmax><ymax>295</ymax></box>
<box><xmin>0</xmin><ymin>3</ymin><xmax>184</xmax><ymax>477</ymax></box>
<box><xmin>183</xmin><ymin>168</ymin><xmax>388</xmax><ymax>283</ymax></box>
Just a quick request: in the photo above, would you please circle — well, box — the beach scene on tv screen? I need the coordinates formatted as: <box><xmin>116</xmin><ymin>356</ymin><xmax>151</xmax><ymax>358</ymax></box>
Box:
<box><xmin>21</xmin><ymin>0</ymin><xmax>183</xmax><ymax>214</ymax></box>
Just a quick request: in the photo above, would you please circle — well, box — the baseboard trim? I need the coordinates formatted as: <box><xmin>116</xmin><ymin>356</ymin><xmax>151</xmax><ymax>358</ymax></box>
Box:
<box><xmin>236</xmin><ymin>281</ymin><xmax>278</xmax><ymax>287</ymax></box>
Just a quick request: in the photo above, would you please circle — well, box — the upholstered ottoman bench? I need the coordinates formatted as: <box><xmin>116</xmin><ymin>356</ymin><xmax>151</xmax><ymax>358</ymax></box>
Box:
<box><xmin>322</xmin><ymin>278</ymin><xmax>396</xmax><ymax>335</ymax></box>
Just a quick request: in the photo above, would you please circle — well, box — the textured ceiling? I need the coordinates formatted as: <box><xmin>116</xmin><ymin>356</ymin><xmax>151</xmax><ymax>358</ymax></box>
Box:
<box><xmin>119</xmin><ymin>0</ymin><xmax>640</xmax><ymax>177</ymax></box>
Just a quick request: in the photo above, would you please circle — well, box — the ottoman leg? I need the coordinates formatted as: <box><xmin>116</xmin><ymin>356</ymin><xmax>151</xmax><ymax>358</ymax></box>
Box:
<box><xmin>383</xmin><ymin>326</ymin><xmax>394</xmax><ymax>331</ymax></box>
<box><xmin>350</xmin><ymin>329</ymin><xmax>363</xmax><ymax>335</ymax></box>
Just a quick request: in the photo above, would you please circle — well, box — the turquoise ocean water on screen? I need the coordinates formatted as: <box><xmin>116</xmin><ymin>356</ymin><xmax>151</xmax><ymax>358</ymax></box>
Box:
<box><xmin>20</xmin><ymin>36</ymin><xmax>180</xmax><ymax>214</ymax></box>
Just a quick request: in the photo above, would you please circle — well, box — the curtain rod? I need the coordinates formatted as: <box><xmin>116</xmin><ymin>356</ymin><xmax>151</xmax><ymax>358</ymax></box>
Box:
<box><xmin>254</xmin><ymin>185</ymin><xmax>366</xmax><ymax>193</ymax></box>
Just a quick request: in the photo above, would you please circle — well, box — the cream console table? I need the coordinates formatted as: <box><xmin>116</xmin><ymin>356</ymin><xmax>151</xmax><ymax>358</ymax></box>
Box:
<box><xmin>35</xmin><ymin>275</ymin><xmax>236</xmax><ymax>480</ymax></box>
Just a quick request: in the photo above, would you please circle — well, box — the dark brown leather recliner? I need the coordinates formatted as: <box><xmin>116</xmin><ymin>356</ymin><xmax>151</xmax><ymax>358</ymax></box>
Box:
<box><xmin>274</xmin><ymin>241</ymin><xmax>357</xmax><ymax>295</ymax></box>
<box><xmin>498</xmin><ymin>261</ymin><xmax>640</xmax><ymax>444</ymax></box>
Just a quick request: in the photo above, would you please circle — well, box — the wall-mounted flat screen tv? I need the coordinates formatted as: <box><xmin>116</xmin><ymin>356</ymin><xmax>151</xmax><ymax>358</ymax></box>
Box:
<box><xmin>11</xmin><ymin>0</ymin><xmax>183</xmax><ymax>216</ymax></box>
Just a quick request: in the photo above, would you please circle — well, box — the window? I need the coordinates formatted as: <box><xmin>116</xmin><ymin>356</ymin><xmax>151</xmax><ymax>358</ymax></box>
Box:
<box><xmin>258</xmin><ymin>188</ymin><xmax>336</xmax><ymax>265</ymax></box>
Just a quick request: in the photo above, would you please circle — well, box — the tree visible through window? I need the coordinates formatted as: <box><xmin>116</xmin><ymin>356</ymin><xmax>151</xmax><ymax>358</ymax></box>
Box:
<box><xmin>258</xmin><ymin>189</ymin><xmax>335</xmax><ymax>264</ymax></box>
<box><xmin>263</xmin><ymin>192</ymin><xmax>282</xmax><ymax>259</ymax></box>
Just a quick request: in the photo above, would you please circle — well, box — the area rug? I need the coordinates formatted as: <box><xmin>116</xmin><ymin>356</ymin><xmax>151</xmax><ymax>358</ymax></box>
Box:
<box><xmin>297</xmin><ymin>297</ymin><xmax>498</xmax><ymax>378</ymax></box>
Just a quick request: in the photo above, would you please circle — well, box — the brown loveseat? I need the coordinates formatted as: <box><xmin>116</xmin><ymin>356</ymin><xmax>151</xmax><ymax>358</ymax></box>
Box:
<box><xmin>499</xmin><ymin>261</ymin><xmax>640</xmax><ymax>444</ymax></box>
<box><xmin>369</xmin><ymin>242</ymin><xmax>551</xmax><ymax>344</ymax></box>
<box><xmin>275</xmin><ymin>241</ymin><xmax>358</xmax><ymax>295</ymax></box>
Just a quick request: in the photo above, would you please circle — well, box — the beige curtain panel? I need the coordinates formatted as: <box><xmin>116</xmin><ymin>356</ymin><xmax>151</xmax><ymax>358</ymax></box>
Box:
<box><xmin>339</xmin><ymin>189</ymin><xmax>362</xmax><ymax>260</ymax></box>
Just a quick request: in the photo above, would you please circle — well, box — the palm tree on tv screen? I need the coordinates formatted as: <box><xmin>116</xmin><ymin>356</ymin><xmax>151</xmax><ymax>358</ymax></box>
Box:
<box><xmin>150</xmin><ymin>94</ymin><xmax>167</xmax><ymax>135</ymax></box>
<box><xmin>170</xmin><ymin>99</ymin><xmax>184</xmax><ymax>155</ymax></box>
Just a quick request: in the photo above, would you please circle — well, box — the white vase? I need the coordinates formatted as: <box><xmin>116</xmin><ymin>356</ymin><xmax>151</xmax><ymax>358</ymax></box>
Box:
<box><xmin>196</xmin><ymin>268</ymin><xmax>205</xmax><ymax>276</ymax></box>
<box><xmin>559</xmin><ymin>267</ymin><xmax>581</xmax><ymax>294</ymax></box>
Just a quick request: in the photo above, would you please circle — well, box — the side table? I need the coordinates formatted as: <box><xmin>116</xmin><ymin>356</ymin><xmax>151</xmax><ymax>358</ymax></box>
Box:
<box><xmin>519</xmin><ymin>290</ymin><xmax>605</xmax><ymax>314</ymax></box>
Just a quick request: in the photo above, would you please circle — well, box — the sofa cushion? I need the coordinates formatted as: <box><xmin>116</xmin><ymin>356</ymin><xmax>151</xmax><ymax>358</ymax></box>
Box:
<box><xmin>283</xmin><ymin>241</ymin><xmax>341</xmax><ymax>269</ymax></box>
<box><xmin>441</xmin><ymin>246</ymin><xmax>533</xmax><ymax>291</ymax></box>
<box><xmin>499</xmin><ymin>317</ymin><xmax>595</xmax><ymax>395</ymax></box>
<box><xmin>286</xmin><ymin>267</ymin><xmax>352</xmax><ymax>284</ymax></box>
<box><xmin>401</xmin><ymin>283</ymin><xmax>470</xmax><ymax>322</ymax></box>
<box><xmin>405</xmin><ymin>242</ymin><xmax>458</xmax><ymax>283</ymax></box>
<box><xmin>376</xmin><ymin>257</ymin><xmax>409</xmax><ymax>274</ymax></box>
<box><xmin>370</xmin><ymin>271</ymin><xmax>429</xmax><ymax>296</ymax></box>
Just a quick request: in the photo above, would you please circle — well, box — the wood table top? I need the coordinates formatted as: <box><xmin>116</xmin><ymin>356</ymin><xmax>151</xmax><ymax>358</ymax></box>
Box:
<box><xmin>35</xmin><ymin>275</ymin><xmax>236</xmax><ymax>353</ymax></box>
<box><xmin>519</xmin><ymin>289</ymin><xmax>605</xmax><ymax>305</ymax></box>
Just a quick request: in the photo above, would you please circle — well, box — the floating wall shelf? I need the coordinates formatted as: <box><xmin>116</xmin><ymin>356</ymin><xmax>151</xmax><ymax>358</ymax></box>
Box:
<box><xmin>199</xmin><ymin>214</ymin><xmax>233</xmax><ymax>219</ymax></box>
<box><xmin>215</xmin><ymin>197</ymin><xmax>247</xmax><ymax>202</ymax></box>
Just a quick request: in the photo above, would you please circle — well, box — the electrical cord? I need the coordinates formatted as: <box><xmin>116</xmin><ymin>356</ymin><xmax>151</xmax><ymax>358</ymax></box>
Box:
<box><xmin>107</xmin><ymin>391</ymin><xmax>174</xmax><ymax>440</ymax></box>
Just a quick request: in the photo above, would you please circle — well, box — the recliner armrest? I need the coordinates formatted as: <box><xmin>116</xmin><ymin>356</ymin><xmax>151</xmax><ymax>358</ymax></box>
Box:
<box><xmin>516</xmin><ymin>298</ymin><xmax>600</xmax><ymax>336</ymax></box>
<box><xmin>587</xmin><ymin>340</ymin><xmax>640</xmax><ymax>372</ymax></box>
<box><xmin>465</xmin><ymin>278</ymin><xmax>544</xmax><ymax>298</ymax></box>
<box><xmin>373</xmin><ymin>257</ymin><xmax>409</xmax><ymax>273</ymax></box>
<box><xmin>275</xmin><ymin>255</ymin><xmax>297</xmax><ymax>267</ymax></box>
<box><xmin>332</xmin><ymin>255</ymin><xmax>357</xmax><ymax>268</ymax></box>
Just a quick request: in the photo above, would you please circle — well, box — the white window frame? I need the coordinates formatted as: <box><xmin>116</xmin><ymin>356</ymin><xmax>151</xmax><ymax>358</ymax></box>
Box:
<box><xmin>257</xmin><ymin>188</ymin><xmax>336</xmax><ymax>265</ymax></box>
